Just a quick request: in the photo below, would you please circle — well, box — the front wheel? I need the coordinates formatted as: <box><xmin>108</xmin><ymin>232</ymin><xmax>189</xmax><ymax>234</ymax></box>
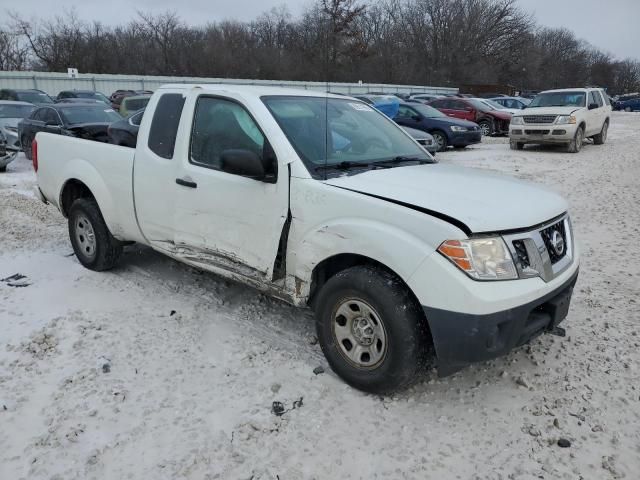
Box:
<box><xmin>567</xmin><ymin>126</ymin><xmax>584</xmax><ymax>153</ymax></box>
<box><xmin>314</xmin><ymin>265</ymin><xmax>431</xmax><ymax>394</ymax></box>
<box><xmin>478</xmin><ymin>120</ymin><xmax>492</xmax><ymax>136</ymax></box>
<box><xmin>431</xmin><ymin>131</ymin><xmax>448</xmax><ymax>152</ymax></box>
<box><xmin>68</xmin><ymin>198</ymin><xmax>123</xmax><ymax>271</ymax></box>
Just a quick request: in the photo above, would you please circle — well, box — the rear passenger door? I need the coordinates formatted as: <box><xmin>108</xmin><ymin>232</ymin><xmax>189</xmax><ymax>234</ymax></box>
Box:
<box><xmin>172</xmin><ymin>94</ymin><xmax>289</xmax><ymax>279</ymax></box>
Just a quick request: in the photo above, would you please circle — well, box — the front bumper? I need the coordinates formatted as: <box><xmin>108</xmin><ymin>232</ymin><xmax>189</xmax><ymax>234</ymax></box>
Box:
<box><xmin>423</xmin><ymin>268</ymin><xmax>579</xmax><ymax>376</ymax></box>
<box><xmin>450</xmin><ymin>130</ymin><xmax>482</xmax><ymax>147</ymax></box>
<box><xmin>510</xmin><ymin>123</ymin><xmax>577</xmax><ymax>143</ymax></box>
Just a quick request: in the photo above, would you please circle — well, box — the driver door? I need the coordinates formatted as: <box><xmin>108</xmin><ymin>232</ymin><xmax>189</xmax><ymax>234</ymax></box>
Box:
<box><xmin>173</xmin><ymin>94</ymin><xmax>288</xmax><ymax>279</ymax></box>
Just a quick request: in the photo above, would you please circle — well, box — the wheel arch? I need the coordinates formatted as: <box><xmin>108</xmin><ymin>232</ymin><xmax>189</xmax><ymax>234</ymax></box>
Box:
<box><xmin>307</xmin><ymin>253</ymin><xmax>422</xmax><ymax>315</ymax></box>
<box><xmin>60</xmin><ymin>178</ymin><xmax>96</xmax><ymax>217</ymax></box>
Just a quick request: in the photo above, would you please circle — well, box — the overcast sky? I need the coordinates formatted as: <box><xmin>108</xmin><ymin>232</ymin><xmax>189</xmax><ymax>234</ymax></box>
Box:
<box><xmin>3</xmin><ymin>0</ymin><xmax>639</xmax><ymax>60</ymax></box>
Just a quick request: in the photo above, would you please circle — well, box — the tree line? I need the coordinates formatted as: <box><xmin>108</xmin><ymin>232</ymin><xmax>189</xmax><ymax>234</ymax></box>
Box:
<box><xmin>1</xmin><ymin>0</ymin><xmax>639</xmax><ymax>94</ymax></box>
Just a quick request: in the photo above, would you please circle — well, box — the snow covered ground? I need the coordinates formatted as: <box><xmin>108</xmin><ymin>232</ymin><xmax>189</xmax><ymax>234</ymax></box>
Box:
<box><xmin>1</xmin><ymin>113</ymin><xmax>639</xmax><ymax>479</ymax></box>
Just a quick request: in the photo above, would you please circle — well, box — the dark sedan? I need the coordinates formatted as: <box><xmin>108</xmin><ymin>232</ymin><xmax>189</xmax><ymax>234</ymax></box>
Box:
<box><xmin>108</xmin><ymin>109</ymin><xmax>144</xmax><ymax>147</ymax></box>
<box><xmin>0</xmin><ymin>89</ymin><xmax>54</xmax><ymax>106</ymax></box>
<box><xmin>19</xmin><ymin>103</ymin><xmax>122</xmax><ymax>159</ymax></box>
<box><xmin>393</xmin><ymin>102</ymin><xmax>481</xmax><ymax>152</ymax></box>
<box><xmin>56</xmin><ymin>90</ymin><xmax>111</xmax><ymax>105</ymax></box>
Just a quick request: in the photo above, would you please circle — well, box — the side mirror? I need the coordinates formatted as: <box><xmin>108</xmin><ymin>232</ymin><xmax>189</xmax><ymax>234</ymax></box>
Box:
<box><xmin>220</xmin><ymin>149</ymin><xmax>276</xmax><ymax>183</ymax></box>
<box><xmin>588</xmin><ymin>103</ymin><xmax>598</xmax><ymax>110</ymax></box>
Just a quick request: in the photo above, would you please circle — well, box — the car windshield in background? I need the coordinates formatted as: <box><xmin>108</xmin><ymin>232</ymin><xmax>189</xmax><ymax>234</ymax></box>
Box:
<box><xmin>411</xmin><ymin>104</ymin><xmax>446</xmax><ymax>118</ymax></box>
<box><xmin>60</xmin><ymin>106</ymin><xmax>122</xmax><ymax>125</ymax></box>
<box><xmin>467</xmin><ymin>99</ymin><xmax>492</xmax><ymax>112</ymax></box>
<box><xmin>17</xmin><ymin>92</ymin><xmax>53</xmax><ymax>104</ymax></box>
<box><xmin>262</xmin><ymin>96</ymin><xmax>430</xmax><ymax>170</ymax></box>
<box><xmin>0</xmin><ymin>104</ymin><xmax>36</xmax><ymax>118</ymax></box>
<box><xmin>529</xmin><ymin>92</ymin><xmax>586</xmax><ymax>108</ymax></box>
<box><xmin>483</xmin><ymin>99</ymin><xmax>504</xmax><ymax>110</ymax></box>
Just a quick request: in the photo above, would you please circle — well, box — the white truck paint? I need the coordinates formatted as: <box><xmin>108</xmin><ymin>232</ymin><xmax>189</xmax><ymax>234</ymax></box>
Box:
<box><xmin>35</xmin><ymin>84</ymin><xmax>580</xmax><ymax>392</ymax></box>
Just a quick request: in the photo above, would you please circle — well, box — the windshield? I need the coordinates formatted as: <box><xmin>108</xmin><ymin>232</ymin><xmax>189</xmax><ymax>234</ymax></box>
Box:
<box><xmin>482</xmin><ymin>99</ymin><xmax>505</xmax><ymax>110</ymax></box>
<box><xmin>529</xmin><ymin>91</ymin><xmax>586</xmax><ymax>108</ymax></box>
<box><xmin>263</xmin><ymin>96</ymin><xmax>430</xmax><ymax>171</ymax></box>
<box><xmin>0</xmin><ymin>104</ymin><xmax>36</xmax><ymax>118</ymax></box>
<box><xmin>75</xmin><ymin>92</ymin><xmax>110</xmax><ymax>103</ymax></box>
<box><xmin>467</xmin><ymin>99</ymin><xmax>492</xmax><ymax>112</ymax></box>
<box><xmin>59</xmin><ymin>106</ymin><xmax>122</xmax><ymax>125</ymax></box>
<box><xmin>16</xmin><ymin>91</ymin><xmax>53</xmax><ymax>104</ymax></box>
<box><xmin>411</xmin><ymin>104</ymin><xmax>446</xmax><ymax>118</ymax></box>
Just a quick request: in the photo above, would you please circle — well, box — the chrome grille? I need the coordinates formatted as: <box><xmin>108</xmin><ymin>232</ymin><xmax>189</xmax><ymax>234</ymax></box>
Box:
<box><xmin>504</xmin><ymin>215</ymin><xmax>573</xmax><ymax>283</ymax></box>
<box><xmin>523</xmin><ymin>115</ymin><xmax>557</xmax><ymax>124</ymax></box>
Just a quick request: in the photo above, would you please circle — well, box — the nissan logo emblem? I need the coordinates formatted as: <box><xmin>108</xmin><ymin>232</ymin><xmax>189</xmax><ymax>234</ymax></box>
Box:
<box><xmin>550</xmin><ymin>230</ymin><xmax>565</xmax><ymax>256</ymax></box>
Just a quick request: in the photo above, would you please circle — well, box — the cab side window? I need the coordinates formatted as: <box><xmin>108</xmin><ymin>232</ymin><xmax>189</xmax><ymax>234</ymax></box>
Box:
<box><xmin>148</xmin><ymin>93</ymin><xmax>185</xmax><ymax>159</ymax></box>
<box><xmin>190</xmin><ymin>97</ymin><xmax>266</xmax><ymax>171</ymax></box>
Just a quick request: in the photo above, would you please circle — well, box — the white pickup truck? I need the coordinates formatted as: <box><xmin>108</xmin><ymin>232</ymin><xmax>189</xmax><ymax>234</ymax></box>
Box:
<box><xmin>35</xmin><ymin>84</ymin><xmax>580</xmax><ymax>393</ymax></box>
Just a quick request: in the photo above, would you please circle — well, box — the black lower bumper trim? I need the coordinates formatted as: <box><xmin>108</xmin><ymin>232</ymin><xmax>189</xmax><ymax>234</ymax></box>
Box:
<box><xmin>423</xmin><ymin>269</ymin><xmax>579</xmax><ymax>376</ymax></box>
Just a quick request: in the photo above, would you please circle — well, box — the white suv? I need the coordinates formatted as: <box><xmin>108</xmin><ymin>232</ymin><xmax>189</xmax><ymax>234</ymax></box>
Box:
<box><xmin>509</xmin><ymin>88</ymin><xmax>611</xmax><ymax>153</ymax></box>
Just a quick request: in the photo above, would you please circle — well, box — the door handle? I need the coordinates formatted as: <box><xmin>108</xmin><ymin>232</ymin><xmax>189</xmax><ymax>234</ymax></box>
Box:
<box><xmin>176</xmin><ymin>178</ymin><xmax>197</xmax><ymax>188</ymax></box>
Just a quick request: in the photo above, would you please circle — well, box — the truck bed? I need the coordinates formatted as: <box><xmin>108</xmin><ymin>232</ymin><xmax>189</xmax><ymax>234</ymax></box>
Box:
<box><xmin>36</xmin><ymin>133</ymin><xmax>144</xmax><ymax>243</ymax></box>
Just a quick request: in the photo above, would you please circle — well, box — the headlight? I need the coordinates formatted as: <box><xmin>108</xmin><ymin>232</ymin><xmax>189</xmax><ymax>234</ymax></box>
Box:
<box><xmin>450</xmin><ymin>126</ymin><xmax>467</xmax><ymax>132</ymax></box>
<box><xmin>438</xmin><ymin>238</ymin><xmax>518</xmax><ymax>280</ymax></box>
<box><xmin>555</xmin><ymin>115</ymin><xmax>576</xmax><ymax>125</ymax></box>
<box><xmin>510</xmin><ymin>116</ymin><xmax>524</xmax><ymax>125</ymax></box>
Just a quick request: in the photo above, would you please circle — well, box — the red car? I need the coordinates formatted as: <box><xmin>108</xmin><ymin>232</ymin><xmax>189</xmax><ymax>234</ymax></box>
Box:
<box><xmin>428</xmin><ymin>97</ymin><xmax>511</xmax><ymax>136</ymax></box>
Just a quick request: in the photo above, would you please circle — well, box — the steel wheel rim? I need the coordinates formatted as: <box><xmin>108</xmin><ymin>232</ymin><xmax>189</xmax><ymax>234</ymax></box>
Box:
<box><xmin>480</xmin><ymin>123</ymin><xmax>491</xmax><ymax>136</ymax></box>
<box><xmin>75</xmin><ymin>214</ymin><xmax>97</xmax><ymax>260</ymax></box>
<box><xmin>332</xmin><ymin>298</ymin><xmax>388</xmax><ymax>369</ymax></box>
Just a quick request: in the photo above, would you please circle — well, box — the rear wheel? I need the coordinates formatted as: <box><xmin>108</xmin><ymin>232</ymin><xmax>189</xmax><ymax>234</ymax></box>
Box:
<box><xmin>314</xmin><ymin>265</ymin><xmax>431</xmax><ymax>394</ymax></box>
<box><xmin>68</xmin><ymin>198</ymin><xmax>123</xmax><ymax>271</ymax></box>
<box><xmin>567</xmin><ymin>126</ymin><xmax>584</xmax><ymax>153</ymax></box>
<box><xmin>478</xmin><ymin>120</ymin><xmax>492</xmax><ymax>136</ymax></box>
<box><xmin>0</xmin><ymin>166</ymin><xmax>6</xmax><ymax>173</ymax></box>
<box><xmin>431</xmin><ymin>131</ymin><xmax>448</xmax><ymax>152</ymax></box>
<box><xmin>593</xmin><ymin>121</ymin><xmax>608</xmax><ymax>145</ymax></box>
<box><xmin>509</xmin><ymin>139</ymin><xmax>524</xmax><ymax>150</ymax></box>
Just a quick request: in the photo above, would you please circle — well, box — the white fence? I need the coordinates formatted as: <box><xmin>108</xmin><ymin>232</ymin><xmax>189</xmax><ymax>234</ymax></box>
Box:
<box><xmin>0</xmin><ymin>71</ymin><xmax>458</xmax><ymax>97</ymax></box>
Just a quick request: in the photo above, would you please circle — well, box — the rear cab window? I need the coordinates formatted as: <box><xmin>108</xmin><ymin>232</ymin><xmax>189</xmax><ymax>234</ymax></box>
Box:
<box><xmin>148</xmin><ymin>93</ymin><xmax>186</xmax><ymax>159</ymax></box>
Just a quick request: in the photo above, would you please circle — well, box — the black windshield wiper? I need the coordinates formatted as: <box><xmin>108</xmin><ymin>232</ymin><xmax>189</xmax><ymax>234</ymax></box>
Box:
<box><xmin>371</xmin><ymin>156</ymin><xmax>433</xmax><ymax>168</ymax></box>
<box><xmin>315</xmin><ymin>161</ymin><xmax>371</xmax><ymax>172</ymax></box>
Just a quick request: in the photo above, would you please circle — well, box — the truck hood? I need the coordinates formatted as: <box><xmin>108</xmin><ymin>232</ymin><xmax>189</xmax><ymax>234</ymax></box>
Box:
<box><xmin>519</xmin><ymin>106</ymin><xmax>584</xmax><ymax>116</ymax></box>
<box><xmin>323</xmin><ymin>164</ymin><xmax>567</xmax><ymax>234</ymax></box>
